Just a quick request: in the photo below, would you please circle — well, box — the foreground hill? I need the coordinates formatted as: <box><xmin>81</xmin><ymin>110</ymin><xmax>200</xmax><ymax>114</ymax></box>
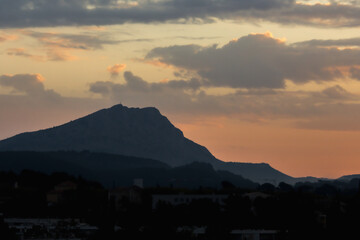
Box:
<box><xmin>0</xmin><ymin>104</ymin><xmax>294</xmax><ymax>184</ymax></box>
<box><xmin>0</xmin><ymin>151</ymin><xmax>258</xmax><ymax>189</ymax></box>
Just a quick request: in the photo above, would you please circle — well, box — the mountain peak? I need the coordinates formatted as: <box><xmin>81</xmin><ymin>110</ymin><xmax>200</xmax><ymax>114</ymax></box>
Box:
<box><xmin>108</xmin><ymin>103</ymin><xmax>159</xmax><ymax>112</ymax></box>
<box><xmin>104</xmin><ymin>104</ymin><xmax>162</xmax><ymax>120</ymax></box>
<box><xmin>109</xmin><ymin>103</ymin><xmax>128</xmax><ymax>110</ymax></box>
<box><xmin>0</xmin><ymin>104</ymin><xmax>216</xmax><ymax>166</ymax></box>
<box><xmin>0</xmin><ymin>104</ymin><xmax>297</xmax><ymax>184</ymax></box>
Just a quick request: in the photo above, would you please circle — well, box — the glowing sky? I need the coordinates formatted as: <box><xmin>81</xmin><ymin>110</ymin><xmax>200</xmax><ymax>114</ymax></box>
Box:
<box><xmin>2</xmin><ymin>0</ymin><xmax>360</xmax><ymax>178</ymax></box>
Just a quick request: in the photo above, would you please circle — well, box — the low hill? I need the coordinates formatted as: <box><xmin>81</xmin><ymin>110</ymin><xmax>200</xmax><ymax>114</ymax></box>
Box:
<box><xmin>0</xmin><ymin>151</ymin><xmax>258</xmax><ymax>189</ymax></box>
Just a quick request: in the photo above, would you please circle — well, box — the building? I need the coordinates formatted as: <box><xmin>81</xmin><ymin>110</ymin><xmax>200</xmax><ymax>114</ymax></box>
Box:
<box><xmin>152</xmin><ymin>193</ymin><xmax>228</xmax><ymax>209</ymax></box>
<box><xmin>109</xmin><ymin>186</ymin><xmax>143</xmax><ymax>211</ymax></box>
<box><xmin>46</xmin><ymin>181</ymin><xmax>78</xmax><ymax>205</ymax></box>
<box><xmin>230</xmin><ymin>229</ymin><xmax>279</xmax><ymax>240</ymax></box>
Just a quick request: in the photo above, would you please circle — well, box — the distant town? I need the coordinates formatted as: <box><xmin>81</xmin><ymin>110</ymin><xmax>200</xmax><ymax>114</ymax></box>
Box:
<box><xmin>1</xmin><ymin>169</ymin><xmax>360</xmax><ymax>240</ymax></box>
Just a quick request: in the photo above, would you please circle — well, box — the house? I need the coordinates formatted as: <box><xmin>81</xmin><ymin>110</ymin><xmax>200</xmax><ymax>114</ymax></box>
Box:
<box><xmin>152</xmin><ymin>193</ymin><xmax>228</xmax><ymax>209</ymax></box>
<box><xmin>109</xmin><ymin>186</ymin><xmax>143</xmax><ymax>211</ymax></box>
<box><xmin>230</xmin><ymin>229</ymin><xmax>279</xmax><ymax>240</ymax></box>
<box><xmin>46</xmin><ymin>181</ymin><xmax>78</xmax><ymax>204</ymax></box>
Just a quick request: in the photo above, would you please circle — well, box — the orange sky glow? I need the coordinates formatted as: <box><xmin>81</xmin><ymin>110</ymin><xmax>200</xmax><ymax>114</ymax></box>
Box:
<box><xmin>2</xmin><ymin>0</ymin><xmax>360</xmax><ymax>179</ymax></box>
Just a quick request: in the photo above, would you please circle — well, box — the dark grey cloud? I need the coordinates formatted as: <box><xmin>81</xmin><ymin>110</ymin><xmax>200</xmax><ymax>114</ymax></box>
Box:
<box><xmin>350</xmin><ymin>67</ymin><xmax>360</xmax><ymax>79</ymax></box>
<box><xmin>320</xmin><ymin>85</ymin><xmax>353</xmax><ymax>99</ymax></box>
<box><xmin>90</xmin><ymin>70</ymin><xmax>202</xmax><ymax>96</ymax></box>
<box><xmin>294</xmin><ymin>37</ymin><xmax>360</xmax><ymax>47</ymax></box>
<box><xmin>0</xmin><ymin>0</ymin><xmax>300</xmax><ymax>28</ymax></box>
<box><xmin>0</xmin><ymin>74</ymin><xmax>60</xmax><ymax>98</ymax></box>
<box><xmin>240</xmin><ymin>2</ymin><xmax>360</xmax><ymax>28</ymax></box>
<box><xmin>3</xmin><ymin>0</ymin><xmax>360</xmax><ymax>28</ymax></box>
<box><xmin>146</xmin><ymin>33</ymin><xmax>360</xmax><ymax>88</ymax></box>
<box><xmin>88</xmin><ymin>71</ymin><xmax>360</xmax><ymax>131</ymax></box>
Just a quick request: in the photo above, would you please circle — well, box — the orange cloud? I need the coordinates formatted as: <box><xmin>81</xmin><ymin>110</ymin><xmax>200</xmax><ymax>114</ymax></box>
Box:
<box><xmin>46</xmin><ymin>48</ymin><xmax>78</xmax><ymax>61</ymax></box>
<box><xmin>0</xmin><ymin>32</ymin><xmax>18</xmax><ymax>43</ymax></box>
<box><xmin>135</xmin><ymin>58</ymin><xmax>177</xmax><ymax>69</ymax></box>
<box><xmin>6</xmin><ymin>47</ymin><xmax>77</xmax><ymax>62</ymax></box>
<box><xmin>6</xmin><ymin>48</ymin><xmax>45</xmax><ymax>62</ymax></box>
<box><xmin>81</xmin><ymin>26</ymin><xmax>107</xmax><ymax>31</ymax></box>
<box><xmin>249</xmin><ymin>31</ymin><xmax>286</xmax><ymax>43</ymax></box>
<box><xmin>107</xmin><ymin>64</ymin><xmax>127</xmax><ymax>77</ymax></box>
<box><xmin>14</xmin><ymin>30</ymin><xmax>117</xmax><ymax>62</ymax></box>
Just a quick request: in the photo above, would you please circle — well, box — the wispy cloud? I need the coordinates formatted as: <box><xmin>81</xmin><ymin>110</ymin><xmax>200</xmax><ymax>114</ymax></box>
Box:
<box><xmin>6</xmin><ymin>48</ymin><xmax>45</xmax><ymax>61</ymax></box>
<box><xmin>0</xmin><ymin>31</ymin><xmax>18</xmax><ymax>42</ymax></box>
<box><xmin>7</xmin><ymin>30</ymin><xmax>121</xmax><ymax>62</ymax></box>
<box><xmin>20</xmin><ymin>30</ymin><xmax>119</xmax><ymax>50</ymax></box>
<box><xmin>6</xmin><ymin>47</ymin><xmax>77</xmax><ymax>62</ymax></box>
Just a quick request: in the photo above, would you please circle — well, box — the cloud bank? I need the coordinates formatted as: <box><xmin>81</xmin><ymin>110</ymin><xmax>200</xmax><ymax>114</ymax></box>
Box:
<box><xmin>146</xmin><ymin>32</ymin><xmax>360</xmax><ymax>88</ymax></box>
<box><xmin>88</xmin><ymin>70</ymin><xmax>360</xmax><ymax>131</ymax></box>
<box><xmin>1</xmin><ymin>0</ymin><xmax>360</xmax><ymax>28</ymax></box>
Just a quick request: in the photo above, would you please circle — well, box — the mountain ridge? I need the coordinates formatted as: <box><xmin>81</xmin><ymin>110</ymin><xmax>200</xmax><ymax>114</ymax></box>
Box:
<box><xmin>0</xmin><ymin>104</ymin><xmax>218</xmax><ymax>167</ymax></box>
<box><xmin>0</xmin><ymin>104</ymin><xmax>294</xmax><ymax>184</ymax></box>
<box><xmin>0</xmin><ymin>151</ymin><xmax>258</xmax><ymax>189</ymax></box>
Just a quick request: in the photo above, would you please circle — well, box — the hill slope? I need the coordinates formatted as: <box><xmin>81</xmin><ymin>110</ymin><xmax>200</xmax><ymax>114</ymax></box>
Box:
<box><xmin>0</xmin><ymin>151</ymin><xmax>258</xmax><ymax>189</ymax></box>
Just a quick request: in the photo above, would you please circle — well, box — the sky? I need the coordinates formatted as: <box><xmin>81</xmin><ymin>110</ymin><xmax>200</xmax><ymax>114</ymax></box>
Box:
<box><xmin>2</xmin><ymin>0</ymin><xmax>360</xmax><ymax>178</ymax></box>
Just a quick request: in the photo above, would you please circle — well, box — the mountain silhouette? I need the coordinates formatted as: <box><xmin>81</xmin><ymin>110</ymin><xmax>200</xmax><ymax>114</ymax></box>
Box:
<box><xmin>0</xmin><ymin>104</ymin><xmax>218</xmax><ymax>167</ymax></box>
<box><xmin>0</xmin><ymin>104</ymin><xmax>294</xmax><ymax>184</ymax></box>
<box><xmin>0</xmin><ymin>151</ymin><xmax>258</xmax><ymax>189</ymax></box>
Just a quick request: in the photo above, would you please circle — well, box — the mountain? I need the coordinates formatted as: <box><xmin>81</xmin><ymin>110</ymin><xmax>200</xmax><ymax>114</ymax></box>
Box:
<box><xmin>0</xmin><ymin>104</ymin><xmax>294</xmax><ymax>184</ymax></box>
<box><xmin>0</xmin><ymin>104</ymin><xmax>218</xmax><ymax>167</ymax></box>
<box><xmin>338</xmin><ymin>174</ymin><xmax>360</xmax><ymax>181</ymax></box>
<box><xmin>0</xmin><ymin>151</ymin><xmax>258</xmax><ymax>189</ymax></box>
<box><xmin>215</xmin><ymin>161</ymin><xmax>295</xmax><ymax>185</ymax></box>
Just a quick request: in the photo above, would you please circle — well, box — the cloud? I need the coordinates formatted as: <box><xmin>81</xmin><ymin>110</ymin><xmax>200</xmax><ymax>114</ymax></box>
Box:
<box><xmin>88</xmin><ymin>70</ymin><xmax>360</xmax><ymax>131</ymax></box>
<box><xmin>90</xmin><ymin>70</ymin><xmax>202</xmax><ymax>96</ymax></box>
<box><xmin>0</xmin><ymin>74</ymin><xmax>60</xmax><ymax>98</ymax></box>
<box><xmin>0</xmin><ymin>31</ymin><xmax>18</xmax><ymax>42</ymax></box>
<box><xmin>6</xmin><ymin>47</ymin><xmax>78</xmax><ymax>62</ymax></box>
<box><xmin>6</xmin><ymin>48</ymin><xmax>46</xmax><ymax>61</ymax></box>
<box><xmin>2</xmin><ymin>1</ymin><xmax>360</xmax><ymax>28</ymax></box>
<box><xmin>293</xmin><ymin>36</ymin><xmax>360</xmax><ymax>48</ymax></box>
<box><xmin>6</xmin><ymin>30</ymin><xmax>120</xmax><ymax>62</ymax></box>
<box><xmin>0</xmin><ymin>0</ymin><xmax>293</xmax><ymax>28</ymax></box>
<box><xmin>350</xmin><ymin>67</ymin><xmax>360</xmax><ymax>80</ymax></box>
<box><xmin>320</xmin><ymin>85</ymin><xmax>353</xmax><ymax>99</ymax></box>
<box><xmin>20</xmin><ymin>30</ymin><xmax>119</xmax><ymax>50</ymax></box>
<box><xmin>236</xmin><ymin>2</ymin><xmax>360</xmax><ymax>27</ymax></box>
<box><xmin>146</xmin><ymin>32</ymin><xmax>360</xmax><ymax>88</ymax></box>
<box><xmin>107</xmin><ymin>64</ymin><xmax>126</xmax><ymax>77</ymax></box>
